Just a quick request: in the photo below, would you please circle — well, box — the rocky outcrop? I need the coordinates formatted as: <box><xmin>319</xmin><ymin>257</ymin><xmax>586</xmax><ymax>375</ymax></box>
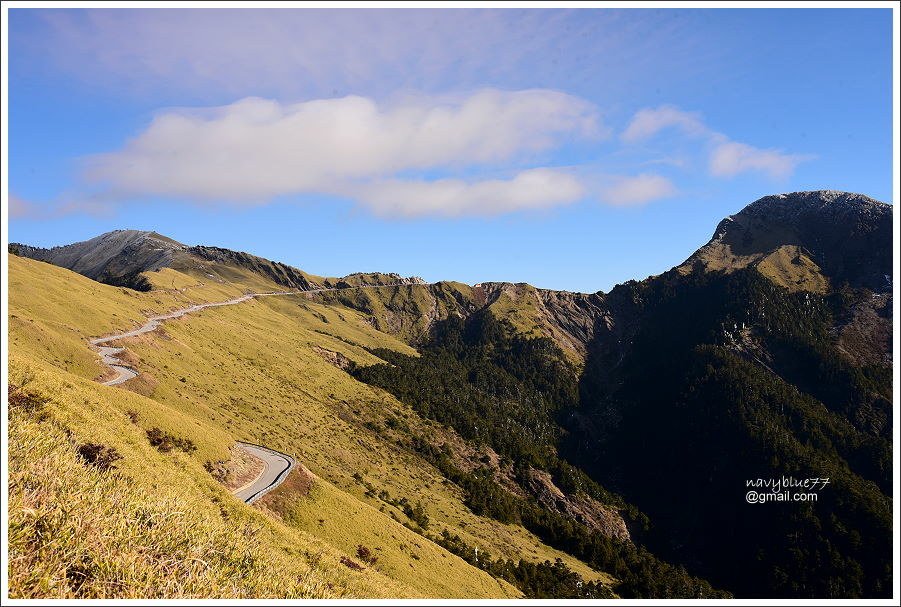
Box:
<box><xmin>312</xmin><ymin>346</ymin><xmax>353</xmax><ymax>371</ymax></box>
<box><xmin>524</xmin><ymin>468</ymin><xmax>631</xmax><ymax>542</ymax></box>
<box><xmin>188</xmin><ymin>245</ymin><xmax>324</xmax><ymax>291</ymax></box>
<box><xmin>322</xmin><ymin>272</ymin><xmax>426</xmax><ymax>289</ymax></box>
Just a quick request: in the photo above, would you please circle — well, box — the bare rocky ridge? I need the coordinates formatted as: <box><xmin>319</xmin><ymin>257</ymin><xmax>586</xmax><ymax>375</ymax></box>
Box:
<box><xmin>322</xmin><ymin>272</ymin><xmax>426</xmax><ymax>289</ymax></box>
<box><xmin>309</xmin><ymin>190</ymin><xmax>892</xmax><ymax>364</ymax></box>
<box><xmin>11</xmin><ymin>191</ymin><xmax>889</xmax><ymax>368</ymax></box>
<box><xmin>830</xmin><ymin>292</ymin><xmax>893</xmax><ymax>367</ymax></box>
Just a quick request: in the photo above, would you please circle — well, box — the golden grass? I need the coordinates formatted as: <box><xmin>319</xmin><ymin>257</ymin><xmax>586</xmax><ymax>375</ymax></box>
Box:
<box><xmin>6</xmin><ymin>356</ymin><xmax>419</xmax><ymax>599</ymax></box>
<box><xmin>676</xmin><ymin>219</ymin><xmax>829</xmax><ymax>294</ymax></box>
<box><xmin>753</xmin><ymin>245</ymin><xmax>829</xmax><ymax>293</ymax></box>
<box><xmin>7</xmin><ymin>256</ymin><xmax>262</xmax><ymax>381</ymax></box>
<box><xmin>116</xmin><ymin>290</ymin><xmax>613</xmax><ymax>584</ymax></box>
<box><xmin>267</xmin><ymin>471</ymin><xmax>520</xmax><ymax>598</ymax></box>
<box><xmin>486</xmin><ymin>284</ymin><xmax>544</xmax><ymax>338</ymax></box>
<box><xmin>7</xmin><ymin>253</ymin><xmax>613</xmax><ymax>597</ymax></box>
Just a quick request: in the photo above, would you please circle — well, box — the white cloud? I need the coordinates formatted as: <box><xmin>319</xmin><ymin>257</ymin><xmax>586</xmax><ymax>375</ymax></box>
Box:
<box><xmin>620</xmin><ymin>105</ymin><xmax>709</xmax><ymax>143</ymax></box>
<box><xmin>622</xmin><ymin>104</ymin><xmax>812</xmax><ymax>180</ymax></box>
<box><xmin>345</xmin><ymin>169</ymin><xmax>584</xmax><ymax>218</ymax></box>
<box><xmin>708</xmin><ymin>141</ymin><xmax>812</xmax><ymax>180</ymax></box>
<box><xmin>601</xmin><ymin>174</ymin><xmax>677</xmax><ymax>207</ymax></box>
<box><xmin>83</xmin><ymin>89</ymin><xmax>598</xmax><ymax>215</ymax></box>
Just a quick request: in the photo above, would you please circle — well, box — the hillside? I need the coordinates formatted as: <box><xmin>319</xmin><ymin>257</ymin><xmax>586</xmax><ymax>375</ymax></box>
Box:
<box><xmin>7</xmin><ymin>190</ymin><xmax>894</xmax><ymax>599</ymax></box>
<box><xmin>7</xmin><ymin>257</ymin><xmax>428</xmax><ymax>598</ymax></box>
<box><xmin>6</xmin><ymin>255</ymin><xmax>617</xmax><ymax>599</ymax></box>
<box><xmin>308</xmin><ymin>190</ymin><xmax>893</xmax><ymax>598</ymax></box>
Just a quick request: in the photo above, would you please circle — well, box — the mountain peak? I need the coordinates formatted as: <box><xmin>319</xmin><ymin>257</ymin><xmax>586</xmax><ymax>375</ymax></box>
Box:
<box><xmin>10</xmin><ymin>229</ymin><xmax>188</xmax><ymax>286</ymax></box>
<box><xmin>737</xmin><ymin>189</ymin><xmax>887</xmax><ymax>220</ymax></box>
<box><xmin>682</xmin><ymin>191</ymin><xmax>892</xmax><ymax>292</ymax></box>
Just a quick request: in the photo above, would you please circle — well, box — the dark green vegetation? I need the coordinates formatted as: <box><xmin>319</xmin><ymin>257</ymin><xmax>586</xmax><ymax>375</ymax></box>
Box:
<box><xmin>571</xmin><ymin>268</ymin><xmax>892</xmax><ymax>598</ymax></box>
<box><xmin>354</xmin><ymin>263</ymin><xmax>892</xmax><ymax>598</ymax></box>
<box><xmin>354</xmin><ymin>312</ymin><xmax>730</xmax><ymax>598</ymax></box>
<box><xmin>431</xmin><ymin>529</ymin><xmax>615</xmax><ymax>599</ymax></box>
<box><xmin>99</xmin><ymin>269</ymin><xmax>153</xmax><ymax>292</ymax></box>
<box><xmin>357</xmin><ymin>313</ymin><xmax>578</xmax><ymax>470</ymax></box>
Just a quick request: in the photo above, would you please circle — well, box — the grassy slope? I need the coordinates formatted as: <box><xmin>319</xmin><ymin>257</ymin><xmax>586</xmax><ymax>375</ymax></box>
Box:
<box><xmin>485</xmin><ymin>284</ymin><xmax>544</xmax><ymax>338</ymax></box>
<box><xmin>7</xmin><ymin>256</ymin><xmax>525</xmax><ymax>598</ymax></box>
<box><xmin>679</xmin><ymin>238</ymin><xmax>829</xmax><ymax>295</ymax></box>
<box><xmin>7</xmin><ymin>356</ymin><xmax>417</xmax><ymax>599</ymax></box>
<box><xmin>8</xmin><ymin>255</ymin><xmax>613</xmax><ymax>597</ymax></box>
<box><xmin>313</xmin><ymin>281</ymin><xmax>477</xmax><ymax>344</ymax></box>
<box><xmin>753</xmin><ymin>245</ymin><xmax>828</xmax><ymax>293</ymax></box>
<box><xmin>7</xmin><ymin>258</ymin><xmax>256</xmax><ymax>382</ymax></box>
<box><xmin>119</xmin><ymin>280</ymin><xmax>612</xmax><ymax>586</ymax></box>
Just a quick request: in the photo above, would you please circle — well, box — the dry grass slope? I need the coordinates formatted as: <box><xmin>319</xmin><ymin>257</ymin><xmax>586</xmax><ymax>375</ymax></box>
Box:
<box><xmin>7</xmin><ymin>357</ymin><xmax>419</xmax><ymax>599</ymax></box>
<box><xmin>7</xmin><ymin>253</ymin><xmax>610</xmax><ymax>598</ymax></box>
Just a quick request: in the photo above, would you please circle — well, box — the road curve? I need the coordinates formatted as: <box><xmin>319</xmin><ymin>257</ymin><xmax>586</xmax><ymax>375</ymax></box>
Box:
<box><xmin>86</xmin><ymin>282</ymin><xmax>422</xmax><ymax>499</ymax></box>
<box><xmin>89</xmin><ymin>291</ymin><xmax>294</xmax><ymax>385</ymax></box>
<box><xmin>232</xmin><ymin>442</ymin><xmax>296</xmax><ymax>503</ymax></box>
<box><xmin>89</xmin><ymin>283</ymin><xmax>427</xmax><ymax>386</ymax></box>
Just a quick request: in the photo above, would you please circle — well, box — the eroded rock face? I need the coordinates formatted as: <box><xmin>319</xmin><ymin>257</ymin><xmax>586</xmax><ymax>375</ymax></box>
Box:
<box><xmin>322</xmin><ymin>272</ymin><xmax>426</xmax><ymax>289</ymax></box>
<box><xmin>188</xmin><ymin>245</ymin><xmax>324</xmax><ymax>291</ymax></box>
<box><xmin>534</xmin><ymin>289</ymin><xmax>610</xmax><ymax>357</ymax></box>
<box><xmin>312</xmin><ymin>346</ymin><xmax>353</xmax><ymax>371</ymax></box>
<box><xmin>831</xmin><ymin>293</ymin><xmax>893</xmax><ymax>368</ymax></box>
<box><xmin>524</xmin><ymin>468</ymin><xmax>631</xmax><ymax>542</ymax></box>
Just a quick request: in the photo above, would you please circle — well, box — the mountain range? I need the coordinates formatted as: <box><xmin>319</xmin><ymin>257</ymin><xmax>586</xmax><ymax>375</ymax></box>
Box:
<box><xmin>7</xmin><ymin>190</ymin><xmax>894</xmax><ymax>599</ymax></box>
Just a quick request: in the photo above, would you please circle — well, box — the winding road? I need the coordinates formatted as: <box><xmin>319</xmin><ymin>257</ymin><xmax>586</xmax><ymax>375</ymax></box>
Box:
<box><xmin>88</xmin><ymin>282</ymin><xmax>421</xmax><ymax>501</ymax></box>
<box><xmin>90</xmin><ymin>291</ymin><xmax>293</xmax><ymax>385</ymax></box>
<box><xmin>232</xmin><ymin>442</ymin><xmax>296</xmax><ymax>503</ymax></box>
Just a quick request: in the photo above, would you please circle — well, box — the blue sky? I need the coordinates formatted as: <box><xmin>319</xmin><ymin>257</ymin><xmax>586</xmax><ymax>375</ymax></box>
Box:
<box><xmin>5</xmin><ymin>7</ymin><xmax>895</xmax><ymax>293</ymax></box>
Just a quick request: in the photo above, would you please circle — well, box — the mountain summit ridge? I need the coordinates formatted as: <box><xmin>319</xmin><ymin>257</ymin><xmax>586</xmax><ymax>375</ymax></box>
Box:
<box><xmin>679</xmin><ymin>190</ymin><xmax>891</xmax><ymax>293</ymax></box>
<box><xmin>11</xmin><ymin>230</ymin><xmax>425</xmax><ymax>292</ymax></box>
<box><xmin>10</xmin><ymin>190</ymin><xmax>891</xmax><ymax>358</ymax></box>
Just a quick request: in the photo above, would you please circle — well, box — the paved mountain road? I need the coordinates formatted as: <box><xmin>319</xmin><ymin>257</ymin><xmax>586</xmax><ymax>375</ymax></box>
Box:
<box><xmin>89</xmin><ymin>291</ymin><xmax>287</xmax><ymax>385</ymax></box>
<box><xmin>87</xmin><ymin>282</ymin><xmax>422</xmax><ymax>499</ymax></box>
<box><xmin>89</xmin><ymin>283</ymin><xmax>421</xmax><ymax>385</ymax></box>
<box><xmin>232</xmin><ymin>443</ymin><xmax>296</xmax><ymax>503</ymax></box>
